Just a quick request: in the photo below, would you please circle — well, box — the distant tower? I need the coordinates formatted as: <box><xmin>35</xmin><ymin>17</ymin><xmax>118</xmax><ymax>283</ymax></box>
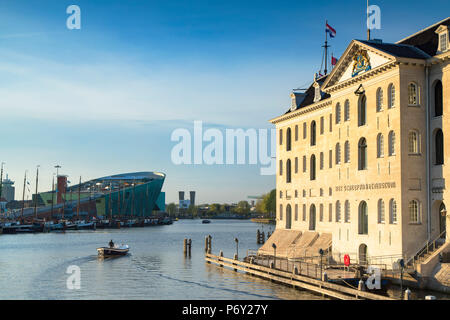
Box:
<box><xmin>179</xmin><ymin>191</ymin><xmax>185</xmax><ymax>201</ymax></box>
<box><xmin>1</xmin><ymin>175</ymin><xmax>15</xmax><ymax>202</ymax></box>
<box><xmin>189</xmin><ymin>191</ymin><xmax>196</xmax><ymax>206</ymax></box>
<box><xmin>57</xmin><ymin>175</ymin><xmax>68</xmax><ymax>204</ymax></box>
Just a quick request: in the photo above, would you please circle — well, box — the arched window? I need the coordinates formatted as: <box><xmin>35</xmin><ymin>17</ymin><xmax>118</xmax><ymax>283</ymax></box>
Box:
<box><xmin>286</xmin><ymin>159</ymin><xmax>291</xmax><ymax>183</ymax></box>
<box><xmin>358</xmin><ymin>138</ymin><xmax>367</xmax><ymax>170</ymax></box>
<box><xmin>335</xmin><ymin>143</ymin><xmax>341</xmax><ymax>165</ymax></box>
<box><xmin>311</xmin><ymin>121</ymin><xmax>317</xmax><ymax>146</ymax></box>
<box><xmin>344</xmin><ymin>100</ymin><xmax>350</xmax><ymax>121</ymax></box>
<box><xmin>388</xmin><ymin>131</ymin><xmax>395</xmax><ymax>156</ymax></box>
<box><xmin>310</xmin><ymin>155</ymin><xmax>316</xmax><ymax>181</ymax></box>
<box><xmin>435</xmin><ymin>80</ymin><xmax>443</xmax><ymax>117</ymax></box>
<box><xmin>376</xmin><ymin>88</ymin><xmax>383</xmax><ymax>112</ymax></box>
<box><xmin>388</xmin><ymin>84</ymin><xmax>395</xmax><ymax>108</ymax></box>
<box><xmin>279</xmin><ymin>204</ymin><xmax>283</xmax><ymax>220</ymax></box>
<box><xmin>309</xmin><ymin>205</ymin><xmax>316</xmax><ymax>231</ymax></box>
<box><xmin>436</xmin><ymin>129</ymin><xmax>444</xmax><ymax>165</ymax></box>
<box><xmin>377</xmin><ymin>133</ymin><xmax>384</xmax><ymax>158</ymax></box>
<box><xmin>358</xmin><ymin>201</ymin><xmax>368</xmax><ymax>234</ymax></box>
<box><xmin>344</xmin><ymin>141</ymin><xmax>350</xmax><ymax>163</ymax></box>
<box><xmin>409</xmin><ymin>200</ymin><xmax>420</xmax><ymax>223</ymax></box>
<box><xmin>408</xmin><ymin>131</ymin><xmax>420</xmax><ymax>154</ymax></box>
<box><xmin>378</xmin><ymin>199</ymin><xmax>385</xmax><ymax>223</ymax></box>
<box><xmin>389</xmin><ymin>199</ymin><xmax>397</xmax><ymax>224</ymax></box>
<box><xmin>286</xmin><ymin>127</ymin><xmax>292</xmax><ymax>151</ymax></box>
<box><xmin>335</xmin><ymin>103</ymin><xmax>341</xmax><ymax>124</ymax></box>
<box><xmin>408</xmin><ymin>82</ymin><xmax>419</xmax><ymax>106</ymax></box>
<box><xmin>345</xmin><ymin>200</ymin><xmax>350</xmax><ymax>223</ymax></box>
<box><xmin>286</xmin><ymin>204</ymin><xmax>292</xmax><ymax>229</ymax></box>
<box><xmin>358</xmin><ymin>95</ymin><xmax>367</xmax><ymax>126</ymax></box>
<box><xmin>336</xmin><ymin>200</ymin><xmax>341</xmax><ymax>222</ymax></box>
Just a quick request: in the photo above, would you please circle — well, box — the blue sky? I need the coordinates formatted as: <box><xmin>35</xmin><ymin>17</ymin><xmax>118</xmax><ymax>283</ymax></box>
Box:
<box><xmin>0</xmin><ymin>0</ymin><xmax>448</xmax><ymax>204</ymax></box>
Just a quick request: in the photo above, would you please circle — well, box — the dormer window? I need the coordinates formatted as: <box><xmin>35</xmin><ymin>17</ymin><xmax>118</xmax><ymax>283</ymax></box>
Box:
<box><xmin>435</xmin><ymin>25</ymin><xmax>449</xmax><ymax>54</ymax></box>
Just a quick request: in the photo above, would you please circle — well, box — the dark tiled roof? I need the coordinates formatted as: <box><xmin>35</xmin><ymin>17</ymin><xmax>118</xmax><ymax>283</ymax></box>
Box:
<box><xmin>359</xmin><ymin>40</ymin><xmax>431</xmax><ymax>59</ymax></box>
<box><xmin>397</xmin><ymin>17</ymin><xmax>450</xmax><ymax>56</ymax></box>
<box><xmin>284</xmin><ymin>76</ymin><xmax>330</xmax><ymax>114</ymax></box>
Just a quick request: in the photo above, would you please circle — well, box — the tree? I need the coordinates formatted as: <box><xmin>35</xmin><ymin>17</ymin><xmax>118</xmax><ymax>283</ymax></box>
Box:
<box><xmin>235</xmin><ymin>201</ymin><xmax>250</xmax><ymax>215</ymax></box>
<box><xmin>187</xmin><ymin>204</ymin><xmax>198</xmax><ymax>217</ymax></box>
<box><xmin>166</xmin><ymin>203</ymin><xmax>176</xmax><ymax>217</ymax></box>
<box><xmin>261</xmin><ymin>189</ymin><xmax>276</xmax><ymax>218</ymax></box>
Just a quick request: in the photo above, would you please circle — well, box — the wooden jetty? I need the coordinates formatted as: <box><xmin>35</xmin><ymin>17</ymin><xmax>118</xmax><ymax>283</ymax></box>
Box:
<box><xmin>205</xmin><ymin>252</ymin><xmax>395</xmax><ymax>300</ymax></box>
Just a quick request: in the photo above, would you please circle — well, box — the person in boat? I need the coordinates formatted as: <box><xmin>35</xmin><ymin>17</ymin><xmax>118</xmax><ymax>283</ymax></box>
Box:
<box><xmin>109</xmin><ymin>239</ymin><xmax>114</xmax><ymax>248</ymax></box>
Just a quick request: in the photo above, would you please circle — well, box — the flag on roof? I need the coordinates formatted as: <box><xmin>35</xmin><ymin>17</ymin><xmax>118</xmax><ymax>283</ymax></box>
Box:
<box><xmin>326</xmin><ymin>23</ymin><xmax>336</xmax><ymax>38</ymax></box>
<box><xmin>331</xmin><ymin>55</ymin><xmax>338</xmax><ymax>66</ymax></box>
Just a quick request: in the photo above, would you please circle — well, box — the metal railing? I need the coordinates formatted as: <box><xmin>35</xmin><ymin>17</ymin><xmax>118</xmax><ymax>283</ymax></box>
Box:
<box><xmin>407</xmin><ymin>230</ymin><xmax>447</xmax><ymax>266</ymax></box>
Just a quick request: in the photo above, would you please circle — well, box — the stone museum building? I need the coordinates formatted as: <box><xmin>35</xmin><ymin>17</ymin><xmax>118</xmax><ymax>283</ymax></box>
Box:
<box><xmin>267</xmin><ymin>18</ymin><xmax>450</xmax><ymax>268</ymax></box>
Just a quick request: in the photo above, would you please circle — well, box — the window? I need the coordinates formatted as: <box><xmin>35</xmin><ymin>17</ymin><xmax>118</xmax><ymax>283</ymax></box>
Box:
<box><xmin>435</xmin><ymin>81</ymin><xmax>443</xmax><ymax>117</ymax></box>
<box><xmin>408</xmin><ymin>131</ymin><xmax>420</xmax><ymax>154</ymax></box>
<box><xmin>320</xmin><ymin>204</ymin><xmax>324</xmax><ymax>222</ymax></box>
<box><xmin>279</xmin><ymin>204</ymin><xmax>283</xmax><ymax>220</ymax></box>
<box><xmin>303</xmin><ymin>123</ymin><xmax>307</xmax><ymax>139</ymax></box>
<box><xmin>279</xmin><ymin>129</ymin><xmax>283</xmax><ymax>145</ymax></box>
<box><xmin>303</xmin><ymin>204</ymin><xmax>306</xmax><ymax>221</ymax></box>
<box><xmin>310</xmin><ymin>155</ymin><xmax>316</xmax><ymax>181</ymax></box>
<box><xmin>329</xmin><ymin>114</ymin><xmax>332</xmax><ymax>132</ymax></box>
<box><xmin>311</xmin><ymin>121</ymin><xmax>317</xmax><ymax>146</ymax></box>
<box><xmin>440</xmin><ymin>33</ymin><xmax>448</xmax><ymax>52</ymax></box>
<box><xmin>320</xmin><ymin>117</ymin><xmax>324</xmax><ymax>134</ymax></box>
<box><xmin>389</xmin><ymin>199</ymin><xmax>397</xmax><ymax>224</ymax></box>
<box><xmin>408</xmin><ymin>83</ymin><xmax>419</xmax><ymax>106</ymax></box>
<box><xmin>279</xmin><ymin>160</ymin><xmax>283</xmax><ymax>175</ymax></box>
<box><xmin>279</xmin><ymin>190</ymin><xmax>283</xmax><ymax>199</ymax></box>
<box><xmin>377</xmin><ymin>133</ymin><xmax>384</xmax><ymax>158</ymax></box>
<box><xmin>303</xmin><ymin>156</ymin><xmax>307</xmax><ymax>172</ymax></box>
<box><xmin>436</xmin><ymin>129</ymin><xmax>444</xmax><ymax>165</ymax></box>
<box><xmin>358</xmin><ymin>201</ymin><xmax>368</xmax><ymax>234</ymax></box>
<box><xmin>358</xmin><ymin>95</ymin><xmax>367</xmax><ymax>126</ymax></box>
<box><xmin>388</xmin><ymin>131</ymin><xmax>395</xmax><ymax>156</ymax></box>
<box><xmin>295</xmin><ymin>125</ymin><xmax>299</xmax><ymax>141</ymax></box>
<box><xmin>388</xmin><ymin>84</ymin><xmax>395</xmax><ymax>108</ymax></box>
<box><xmin>409</xmin><ymin>200</ymin><xmax>420</xmax><ymax>224</ymax></box>
<box><xmin>344</xmin><ymin>100</ymin><xmax>350</xmax><ymax>121</ymax></box>
<box><xmin>295</xmin><ymin>157</ymin><xmax>298</xmax><ymax>173</ymax></box>
<box><xmin>320</xmin><ymin>152</ymin><xmax>324</xmax><ymax>170</ymax></box>
<box><xmin>295</xmin><ymin>204</ymin><xmax>298</xmax><ymax>221</ymax></box>
<box><xmin>335</xmin><ymin>103</ymin><xmax>341</xmax><ymax>124</ymax></box>
<box><xmin>329</xmin><ymin>150</ymin><xmax>333</xmax><ymax>168</ymax></box>
<box><xmin>286</xmin><ymin>127</ymin><xmax>292</xmax><ymax>151</ymax></box>
<box><xmin>345</xmin><ymin>200</ymin><xmax>350</xmax><ymax>223</ymax></box>
<box><xmin>344</xmin><ymin>141</ymin><xmax>350</xmax><ymax>163</ymax></box>
<box><xmin>376</xmin><ymin>88</ymin><xmax>383</xmax><ymax>112</ymax></box>
<box><xmin>328</xmin><ymin>203</ymin><xmax>333</xmax><ymax>222</ymax></box>
<box><xmin>336</xmin><ymin>201</ymin><xmax>341</xmax><ymax>222</ymax></box>
<box><xmin>286</xmin><ymin>159</ymin><xmax>291</xmax><ymax>183</ymax></box>
<box><xmin>378</xmin><ymin>199</ymin><xmax>385</xmax><ymax>223</ymax></box>
<box><xmin>335</xmin><ymin>143</ymin><xmax>341</xmax><ymax>165</ymax></box>
<box><xmin>358</xmin><ymin>138</ymin><xmax>367</xmax><ymax>170</ymax></box>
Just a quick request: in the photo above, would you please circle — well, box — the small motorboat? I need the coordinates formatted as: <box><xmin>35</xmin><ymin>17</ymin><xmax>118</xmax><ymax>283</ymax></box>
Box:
<box><xmin>97</xmin><ymin>244</ymin><xmax>129</xmax><ymax>257</ymax></box>
<box><xmin>202</xmin><ymin>219</ymin><xmax>211</xmax><ymax>224</ymax></box>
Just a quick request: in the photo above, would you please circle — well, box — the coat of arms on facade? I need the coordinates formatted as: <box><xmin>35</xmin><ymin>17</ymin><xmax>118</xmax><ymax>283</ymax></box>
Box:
<box><xmin>352</xmin><ymin>49</ymin><xmax>372</xmax><ymax>77</ymax></box>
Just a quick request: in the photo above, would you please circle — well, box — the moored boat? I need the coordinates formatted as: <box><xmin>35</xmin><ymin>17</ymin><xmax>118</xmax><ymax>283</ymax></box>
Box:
<box><xmin>202</xmin><ymin>219</ymin><xmax>211</xmax><ymax>224</ymax></box>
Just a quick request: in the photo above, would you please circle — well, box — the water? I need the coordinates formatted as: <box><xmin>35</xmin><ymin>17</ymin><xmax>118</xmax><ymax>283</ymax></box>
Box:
<box><xmin>0</xmin><ymin>219</ymin><xmax>323</xmax><ymax>300</ymax></box>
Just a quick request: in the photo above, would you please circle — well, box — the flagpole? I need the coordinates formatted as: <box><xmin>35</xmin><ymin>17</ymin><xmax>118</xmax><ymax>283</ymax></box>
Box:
<box><xmin>324</xmin><ymin>20</ymin><xmax>328</xmax><ymax>75</ymax></box>
<box><xmin>367</xmin><ymin>0</ymin><xmax>371</xmax><ymax>41</ymax></box>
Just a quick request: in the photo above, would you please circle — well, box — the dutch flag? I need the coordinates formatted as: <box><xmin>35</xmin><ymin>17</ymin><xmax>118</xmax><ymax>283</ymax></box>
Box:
<box><xmin>326</xmin><ymin>23</ymin><xmax>336</xmax><ymax>38</ymax></box>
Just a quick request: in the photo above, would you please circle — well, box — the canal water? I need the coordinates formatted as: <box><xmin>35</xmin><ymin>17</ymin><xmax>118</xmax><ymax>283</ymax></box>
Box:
<box><xmin>0</xmin><ymin>219</ymin><xmax>324</xmax><ymax>300</ymax></box>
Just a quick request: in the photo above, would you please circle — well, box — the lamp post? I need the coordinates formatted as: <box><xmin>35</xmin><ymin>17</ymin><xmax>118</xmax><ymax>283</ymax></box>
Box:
<box><xmin>272</xmin><ymin>243</ymin><xmax>277</xmax><ymax>269</ymax></box>
<box><xmin>319</xmin><ymin>248</ymin><xmax>324</xmax><ymax>280</ymax></box>
<box><xmin>399</xmin><ymin>258</ymin><xmax>404</xmax><ymax>299</ymax></box>
<box><xmin>234</xmin><ymin>238</ymin><xmax>239</xmax><ymax>259</ymax></box>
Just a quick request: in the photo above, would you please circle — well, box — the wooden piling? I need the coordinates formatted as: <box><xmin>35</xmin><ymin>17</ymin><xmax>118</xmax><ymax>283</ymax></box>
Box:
<box><xmin>188</xmin><ymin>239</ymin><xmax>192</xmax><ymax>256</ymax></box>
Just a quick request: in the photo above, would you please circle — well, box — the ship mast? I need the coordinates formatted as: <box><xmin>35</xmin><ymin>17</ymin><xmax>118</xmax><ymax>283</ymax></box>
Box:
<box><xmin>50</xmin><ymin>175</ymin><xmax>55</xmax><ymax>220</ymax></box>
<box><xmin>323</xmin><ymin>20</ymin><xmax>330</xmax><ymax>75</ymax></box>
<box><xmin>77</xmin><ymin>176</ymin><xmax>81</xmax><ymax>219</ymax></box>
<box><xmin>34</xmin><ymin>165</ymin><xmax>39</xmax><ymax>219</ymax></box>
<box><xmin>21</xmin><ymin>170</ymin><xmax>27</xmax><ymax>219</ymax></box>
<box><xmin>367</xmin><ymin>0</ymin><xmax>371</xmax><ymax>41</ymax></box>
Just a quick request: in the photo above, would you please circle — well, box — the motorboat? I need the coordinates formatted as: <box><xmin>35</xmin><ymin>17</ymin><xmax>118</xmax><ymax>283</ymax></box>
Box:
<box><xmin>202</xmin><ymin>219</ymin><xmax>211</xmax><ymax>224</ymax></box>
<box><xmin>97</xmin><ymin>244</ymin><xmax>129</xmax><ymax>257</ymax></box>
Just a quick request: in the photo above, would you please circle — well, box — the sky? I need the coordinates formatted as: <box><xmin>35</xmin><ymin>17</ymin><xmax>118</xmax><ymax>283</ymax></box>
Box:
<box><xmin>0</xmin><ymin>0</ymin><xmax>448</xmax><ymax>204</ymax></box>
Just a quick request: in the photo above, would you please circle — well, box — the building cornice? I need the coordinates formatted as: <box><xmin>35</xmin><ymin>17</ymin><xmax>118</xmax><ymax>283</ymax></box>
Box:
<box><xmin>269</xmin><ymin>99</ymin><xmax>333</xmax><ymax>125</ymax></box>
